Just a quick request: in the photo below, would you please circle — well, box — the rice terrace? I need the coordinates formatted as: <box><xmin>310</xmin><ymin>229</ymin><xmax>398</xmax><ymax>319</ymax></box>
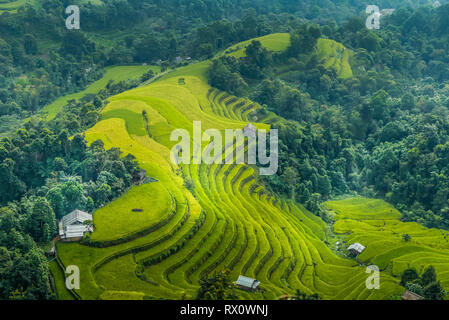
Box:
<box><xmin>3</xmin><ymin>0</ymin><xmax>449</xmax><ymax>307</ymax></box>
<box><xmin>49</xmin><ymin>34</ymin><xmax>449</xmax><ymax>300</ymax></box>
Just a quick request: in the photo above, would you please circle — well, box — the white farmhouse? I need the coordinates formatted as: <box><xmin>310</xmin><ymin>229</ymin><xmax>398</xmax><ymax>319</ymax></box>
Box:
<box><xmin>59</xmin><ymin>209</ymin><xmax>93</xmax><ymax>241</ymax></box>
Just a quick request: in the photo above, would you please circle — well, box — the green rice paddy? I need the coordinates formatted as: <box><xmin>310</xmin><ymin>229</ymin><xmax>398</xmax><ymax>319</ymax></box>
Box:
<box><xmin>91</xmin><ymin>183</ymin><xmax>173</xmax><ymax>242</ymax></box>
<box><xmin>219</xmin><ymin>33</ymin><xmax>353</xmax><ymax>79</ymax></box>
<box><xmin>326</xmin><ymin>198</ymin><xmax>449</xmax><ymax>288</ymax></box>
<box><xmin>50</xmin><ymin>34</ymin><xmax>447</xmax><ymax>300</ymax></box>
<box><xmin>219</xmin><ymin>33</ymin><xmax>291</xmax><ymax>58</ymax></box>
<box><xmin>317</xmin><ymin>38</ymin><xmax>353</xmax><ymax>79</ymax></box>
<box><xmin>40</xmin><ymin>65</ymin><xmax>160</xmax><ymax>121</ymax></box>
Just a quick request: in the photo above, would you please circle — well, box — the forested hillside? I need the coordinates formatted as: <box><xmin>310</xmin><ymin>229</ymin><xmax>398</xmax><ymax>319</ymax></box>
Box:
<box><xmin>206</xmin><ymin>5</ymin><xmax>449</xmax><ymax>230</ymax></box>
<box><xmin>1</xmin><ymin>0</ymin><xmax>445</xmax><ymax>132</ymax></box>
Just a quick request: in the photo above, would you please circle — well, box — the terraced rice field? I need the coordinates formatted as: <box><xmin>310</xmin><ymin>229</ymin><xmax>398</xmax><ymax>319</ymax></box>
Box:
<box><xmin>40</xmin><ymin>65</ymin><xmax>160</xmax><ymax>121</ymax></box>
<box><xmin>54</xmin><ymin>35</ymin><xmax>449</xmax><ymax>300</ymax></box>
<box><xmin>326</xmin><ymin>198</ymin><xmax>449</xmax><ymax>289</ymax></box>
<box><xmin>219</xmin><ymin>33</ymin><xmax>291</xmax><ymax>58</ymax></box>
<box><xmin>219</xmin><ymin>33</ymin><xmax>353</xmax><ymax>79</ymax></box>
<box><xmin>317</xmin><ymin>38</ymin><xmax>353</xmax><ymax>79</ymax></box>
<box><xmin>52</xmin><ymin>38</ymin><xmax>410</xmax><ymax>299</ymax></box>
<box><xmin>49</xmin><ymin>260</ymin><xmax>75</xmax><ymax>300</ymax></box>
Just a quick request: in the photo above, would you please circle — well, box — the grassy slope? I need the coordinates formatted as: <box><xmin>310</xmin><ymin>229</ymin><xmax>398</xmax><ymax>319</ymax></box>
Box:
<box><xmin>54</xmin><ymin>34</ymin><xmax>410</xmax><ymax>300</ymax></box>
<box><xmin>219</xmin><ymin>33</ymin><xmax>353</xmax><ymax>79</ymax></box>
<box><xmin>325</xmin><ymin>198</ymin><xmax>449</xmax><ymax>289</ymax></box>
<box><xmin>219</xmin><ymin>33</ymin><xmax>291</xmax><ymax>58</ymax></box>
<box><xmin>0</xmin><ymin>0</ymin><xmax>35</xmax><ymax>13</ymax></box>
<box><xmin>40</xmin><ymin>65</ymin><xmax>160</xmax><ymax>121</ymax></box>
<box><xmin>316</xmin><ymin>38</ymin><xmax>353</xmax><ymax>79</ymax></box>
<box><xmin>91</xmin><ymin>183</ymin><xmax>173</xmax><ymax>242</ymax></box>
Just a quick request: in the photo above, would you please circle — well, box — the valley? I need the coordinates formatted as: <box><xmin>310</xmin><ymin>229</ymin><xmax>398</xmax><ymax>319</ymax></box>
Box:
<box><xmin>2</xmin><ymin>0</ymin><xmax>449</xmax><ymax>303</ymax></box>
<box><xmin>51</xmin><ymin>35</ymin><xmax>448</xmax><ymax>300</ymax></box>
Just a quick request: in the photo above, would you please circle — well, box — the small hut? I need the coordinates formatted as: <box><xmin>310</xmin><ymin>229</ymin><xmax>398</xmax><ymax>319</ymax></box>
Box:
<box><xmin>59</xmin><ymin>210</ymin><xmax>93</xmax><ymax>241</ymax></box>
<box><xmin>347</xmin><ymin>243</ymin><xmax>366</xmax><ymax>256</ymax></box>
<box><xmin>402</xmin><ymin>290</ymin><xmax>424</xmax><ymax>301</ymax></box>
<box><xmin>235</xmin><ymin>275</ymin><xmax>260</xmax><ymax>292</ymax></box>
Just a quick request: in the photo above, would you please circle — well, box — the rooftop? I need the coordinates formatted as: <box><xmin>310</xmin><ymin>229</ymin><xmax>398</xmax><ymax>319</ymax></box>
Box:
<box><xmin>402</xmin><ymin>290</ymin><xmax>424</xmax><ymax>301</ymax></box>
<box><xmin>60</xmin><ymin>209</ymin><xmax>93</xmax><ymax>239</ymax></box>
<box><xmin>243</xmin><ymin>123</ymin><xmax>257</xmax><ymax>135</ymax></box>
<box><xmin>61</xmin><ymin>209</ymin><xmax>92</xmax><ymax>228</ymax></box>
<box><xmin>236</xmin><ymin>275</ymin><xmax>260</xmax><ymax>289</ymax></box>
<box><xmin>348</xmin><ymin>243</ymin><xmax>366</xmax><ymax>253</ymax></box>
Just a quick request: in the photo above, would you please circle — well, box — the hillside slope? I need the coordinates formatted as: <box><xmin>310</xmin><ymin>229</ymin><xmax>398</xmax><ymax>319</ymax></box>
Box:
<box><xmin>51</xmin><ymin>35</ymin><xmax>411</xmax><ymax>300</ymax></box>
<box><xmin>326</xmin><ymin>198</ymin><xmax>449</xmax><ymax>289</ymax></box>
<box><xmin>40</xmin><ymin>65</ymin><xmax>159</xmax><ymax>121</ymax></box>
<box><xmin>50</xmin><ymin>31</ymin><xmax>449</xmax><ymax>300</ymax></box>
<box><xmin>220</xmin><ymin>33</ymin><xmax>353</xmax><ymax>79</ymax></box>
